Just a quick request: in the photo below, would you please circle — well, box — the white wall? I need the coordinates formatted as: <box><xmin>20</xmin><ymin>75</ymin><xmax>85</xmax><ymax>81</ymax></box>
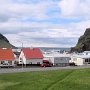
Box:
<box><xmin>19</xmin><ymin>51</ymin><xmax>26</xmax><ymax>64</ymax></box>
<box><xmin>76</xmin><ymin>58</ymin><xmax>84</xmax><ymax>65</ymax></box>
<box><xmin>26</xmin><ymin>59</ymin><xmax>43</xmax><ymax>64</ymax></box>
<box><xmin>71</xmin><ymin>56</ymin><xmax>84</xmax><ymax>65</ymax></box>
<box><xmin>10</xmin><ymin>61</ymin><xmax>15</xmax><ymax>65</ymax></box>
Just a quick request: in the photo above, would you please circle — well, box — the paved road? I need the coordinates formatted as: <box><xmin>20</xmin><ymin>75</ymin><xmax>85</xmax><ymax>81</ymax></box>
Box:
<box><xmin>0</xmin><ymin>65</ymin><xmax>90</xmax><ymax>74</ymax></box>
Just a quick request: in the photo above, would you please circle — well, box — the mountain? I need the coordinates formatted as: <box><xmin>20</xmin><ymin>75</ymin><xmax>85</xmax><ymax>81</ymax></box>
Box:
<box><xmin>71</xmin><ymin>28</ymin><xmax>90</xmax><ymax>52</ymax></box>
<box><xmin>0</xmin><ymin>33</ymin><xmax>16</xmax><ymax>48</ymax></box>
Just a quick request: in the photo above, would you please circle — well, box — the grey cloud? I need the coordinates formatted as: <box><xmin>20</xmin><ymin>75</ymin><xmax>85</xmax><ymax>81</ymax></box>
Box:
<box><xmin>33</xmin><ymin>38</ymin><xmax>78</xmax><ymax>45</ymax></box>
<box><xmin>0</xmin><ymin>14</ymin><xmax>10</xmax><ymax>22</ymax></box>
<box><xmin>19</xmin><ymin>36</ymin><xmax>78</xmax><ymax>46</ymax></box>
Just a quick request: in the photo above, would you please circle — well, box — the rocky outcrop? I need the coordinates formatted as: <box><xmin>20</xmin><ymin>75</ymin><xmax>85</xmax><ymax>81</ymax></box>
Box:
<box><xmin>0</xmin><ymin>33</ymin><xmax>16</xmax><ymax>48</ymax></box>
<box><xmin>71</xmin><ymin>28</ymin><xmax>90</xmax><ymax>52</ymax></box>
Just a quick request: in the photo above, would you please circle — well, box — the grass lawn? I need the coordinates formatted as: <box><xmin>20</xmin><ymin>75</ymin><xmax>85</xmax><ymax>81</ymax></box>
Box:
<box><xmin>0</xmin><ymin>68</ymin><xmax>90</xmax><ymax>90</ymax></box>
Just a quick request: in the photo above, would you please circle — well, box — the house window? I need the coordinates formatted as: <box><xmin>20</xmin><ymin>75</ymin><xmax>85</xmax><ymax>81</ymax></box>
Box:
<box><xmin>85</xmin><ymin>59</ymin><xmax>88</xmax><ymax>62</ymax></box>
<box><xmin>1</xmin><ymin>61</ymin><xmax>4</xmax><ymax>64</ymax></box>
<box><xmin>8</xmin><ymin>61</ymin><xmax>12</xmax><ymax>65</ymax></box>
<box><xmin>20</xmin><ymin>58</ymin><xmax>22</xmax><ymax>60</ymax></box>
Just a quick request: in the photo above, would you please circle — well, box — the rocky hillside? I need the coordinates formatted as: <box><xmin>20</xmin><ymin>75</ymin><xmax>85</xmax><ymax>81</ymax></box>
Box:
<box><xmin>0</xmin><ymin>33</ymin><xmax>16</xmax><ymax>48</ymax></box>
<box><xmin>71</xmin><ymin>28</ymin><xmax>90</xmax><ymax>52</ymax></box>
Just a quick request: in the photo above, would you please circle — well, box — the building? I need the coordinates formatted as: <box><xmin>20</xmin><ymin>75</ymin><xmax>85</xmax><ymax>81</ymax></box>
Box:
<box><xmin>13</xmin><ymin>49</ymin><xmax>21</xmax><ymax>63</ymax></box>
<box><xmin>83</xmin><ymin>51</ymin><xmax>90</xmax><ymax>55</ymax></box>
<box><xmin>19</xmin><ymin>48</ymin><xmax>43</xmax><ymax>65</ymax></box>
<box><xmin>70</xmin><ymin>51</ymin><xmax>90</xmax><ymax>65</ymax></box>
<box><xmin>44</xmin><ymin>53</ymin><xmax>71</xmax><ymax>67</ymax></box>
<box><xmin>0</xmin><ymin>48</ymin><xmax>16</xmax><ymax>66</ymax></box>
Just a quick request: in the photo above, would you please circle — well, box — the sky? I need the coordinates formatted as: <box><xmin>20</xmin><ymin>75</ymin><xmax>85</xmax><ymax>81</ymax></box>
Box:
<box><xmin>0</xmin><ymin>0</ymin><xmax>90</xmax><ymax>47</ymax></box>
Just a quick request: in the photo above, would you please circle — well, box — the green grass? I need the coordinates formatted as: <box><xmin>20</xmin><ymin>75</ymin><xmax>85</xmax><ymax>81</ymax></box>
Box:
<box><xmin>0</xmin><ymin>69</ymin><xmax>90</xmax><ymax>90</ymax></box>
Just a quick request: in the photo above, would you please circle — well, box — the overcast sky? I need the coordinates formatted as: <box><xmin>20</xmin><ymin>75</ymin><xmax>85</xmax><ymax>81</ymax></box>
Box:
<box><xmin>0</xmin><ymin>0</ymin><xmax>90</xmax><ymax>47</ymax></box>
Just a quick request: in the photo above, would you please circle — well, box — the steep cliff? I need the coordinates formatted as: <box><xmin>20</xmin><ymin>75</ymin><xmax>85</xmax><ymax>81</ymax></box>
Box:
<box><xmin>71</xmin><ymin>28</ymin><xmax>90</xmax><ymax>52</ymax></box>
<box><xmin>0</xmin><ymin>33</ymin><xmax>16</xmax><ymax>48</ymax></box>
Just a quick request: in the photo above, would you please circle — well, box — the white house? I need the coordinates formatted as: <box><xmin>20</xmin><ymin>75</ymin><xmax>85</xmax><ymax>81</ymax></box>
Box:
<box><xmin>44</xmin><ymin>53</ymin><xmax>71</xmax><ymax>66</ymax></box>
<box><xmin>83</xmin><ymin>51</ymin><xmax>90</xmax><ymax>55</ymax></box>
<box><xmin>0</xmin><ymin>48</ymin><xmax>16</xmax><ymax>67</ymax></box>
<box><xmin>70</xmin><ymin>51</ymin><xmax>90</xmax><ymax>65</ymax></box>
<box><xmin>19</xmin><ymin>48</ymin><xmax>43</xmax><ymax>65</ymax></box>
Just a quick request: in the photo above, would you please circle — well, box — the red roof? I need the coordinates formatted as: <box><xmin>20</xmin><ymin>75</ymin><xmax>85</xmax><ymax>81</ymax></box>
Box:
<box><xmin>22</xmin><ymin>48</ymin><xmax>43</xmax><ymax>59</ymax></box>
<box><xmin>0</xmin><ymin>48</ymin><xmax>15</xmax><ymax>60</ymax></box>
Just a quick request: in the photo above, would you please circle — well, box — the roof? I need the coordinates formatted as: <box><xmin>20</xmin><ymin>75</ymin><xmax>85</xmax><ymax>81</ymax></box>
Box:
<box><xmin>72</xmin><ymin>54</ymin><xmax>90</xmax><ymax>59</ymax></box>
<box><xmin>22</xmin><ymin>48</ymin><xmax>43</xmax><ymax>59</ymax></box>
<box><xmin>44</xmin><ymin>53</ymin><xmax>71</xmax><ymax>58</ymax></box>
<box><xmin>0</xmin><ymin>48</ymin><xmax>15</xmax><ymax>60</ymax></box>
<box><xmin>83</xmin><ymin>51</ymin><xmax>90</xmax><ymax>53</ymax></box>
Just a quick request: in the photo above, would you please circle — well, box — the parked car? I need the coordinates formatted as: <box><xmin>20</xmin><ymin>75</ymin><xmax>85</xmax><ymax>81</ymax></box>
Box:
<box><xmin>0</xmin><ymin>63</ymin><xmax>15</xmax><ymax>68</ymax></box>
<box><xmin>69</xmin><ymin>62</ymin><xmax>76</xmax><ymax>66</ymax></box>
<box><xmin>41</xmin><ymin>60</ymin><xmax>53</xmax><ymax>67</ymax></box>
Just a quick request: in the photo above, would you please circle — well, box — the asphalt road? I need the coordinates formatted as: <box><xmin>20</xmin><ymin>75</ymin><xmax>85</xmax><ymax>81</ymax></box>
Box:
<box><xmin>0</xmin><ymin>65</ymin><xmax>90</xmax><ymax>74</ymax></box>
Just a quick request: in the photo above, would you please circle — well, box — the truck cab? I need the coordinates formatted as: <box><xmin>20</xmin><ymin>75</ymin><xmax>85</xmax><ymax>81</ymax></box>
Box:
<box><xmin>41</xmin><ymin>60</ymin><xmax>53</xmax><ymax>67</ymax></box>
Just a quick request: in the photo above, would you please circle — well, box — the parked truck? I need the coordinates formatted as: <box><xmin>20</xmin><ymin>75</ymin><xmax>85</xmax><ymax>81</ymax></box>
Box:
<box><xmin>41</xmin><ymin>60</ymin><xmax>53</xmax><ymax>67</ymax></box>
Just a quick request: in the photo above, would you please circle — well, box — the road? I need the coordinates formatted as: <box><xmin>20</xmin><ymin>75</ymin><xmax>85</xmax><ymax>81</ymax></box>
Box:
<box><xmin>0</xmin><ymin>65</ymin><xmax>90</xmax><ymax>74</ymax></box>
